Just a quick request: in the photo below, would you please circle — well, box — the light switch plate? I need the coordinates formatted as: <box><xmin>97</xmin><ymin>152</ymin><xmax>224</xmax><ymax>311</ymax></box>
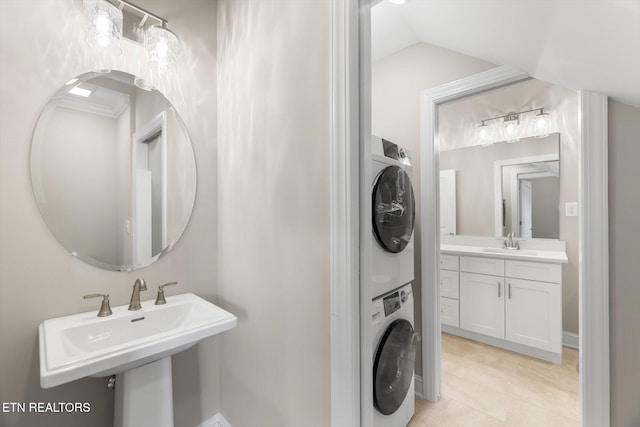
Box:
<box><xmin>565</xmin><ymin>202</ymin><xmax>578</xmax><ymax>217</ymax></box>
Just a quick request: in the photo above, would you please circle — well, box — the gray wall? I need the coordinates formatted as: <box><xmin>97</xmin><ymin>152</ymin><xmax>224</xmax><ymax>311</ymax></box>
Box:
<box><xmin>216</xmin><ymin>0</ymin><xmax>331</xmax><ymax>426</ymax></box>
<box><xmin>608</xmin><ymin>99</ymin><xmax>640</xmax><ymax>427</ymax></box>
<box><xmin>0</xmin><ymin>1</ymin><xmax>220</xmax><ymax>426</ymax></box>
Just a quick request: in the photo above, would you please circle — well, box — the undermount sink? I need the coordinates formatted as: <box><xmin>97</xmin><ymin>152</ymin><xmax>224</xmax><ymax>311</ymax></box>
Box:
<box><xmin>481</xmin><ymin>247</ymin><xmax>538</xmax><ymax>256</ymax></box>
<box><xmin>39</xmin><ymin>292</ymin><xmax>237</xmax><ymax>388</ymax></box>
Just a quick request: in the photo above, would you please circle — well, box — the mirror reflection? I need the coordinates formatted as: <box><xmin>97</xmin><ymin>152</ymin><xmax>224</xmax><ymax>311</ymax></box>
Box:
<box><xmin>31</xmin><ymin>71</ymin><xmax>196</xmax><ymax>271</ymax></box>
<box><xmin>439</xmin><ymin>134</ymin><xmax>560</xmax><ymax>238</ymax></box>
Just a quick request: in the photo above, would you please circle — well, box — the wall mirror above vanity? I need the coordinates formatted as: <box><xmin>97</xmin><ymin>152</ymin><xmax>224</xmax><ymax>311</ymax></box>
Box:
<box><xmin>439</xmin><ymin>134</ymin><xmax>560</xmax><ymax>238</ymax></box>
<box><xmin>31</xmin><ymin>70</ymin><xmax>196</xmax><ymax>271</ymax></box>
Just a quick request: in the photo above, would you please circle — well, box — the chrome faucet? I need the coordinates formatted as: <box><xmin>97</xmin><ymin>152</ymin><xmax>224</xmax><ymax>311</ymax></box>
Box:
<box><xmin>128</xmin><ymin>278</ymin><xmax>147</xmax><ymax>311</ymax></box>
<box><xmin>503</xmin><ymin>232</ymin><xmax>520</xmax><ymax>250</ymax></box>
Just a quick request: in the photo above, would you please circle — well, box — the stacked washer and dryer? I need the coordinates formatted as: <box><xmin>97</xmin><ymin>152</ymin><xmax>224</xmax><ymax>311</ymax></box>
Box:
<box><xmin>370</xmin><ymin>136</ymin><xmax>417</xmax><ymax>427</ymax></box>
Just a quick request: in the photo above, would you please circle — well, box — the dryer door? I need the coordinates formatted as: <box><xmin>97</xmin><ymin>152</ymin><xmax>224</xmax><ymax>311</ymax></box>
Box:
<box><xmin>373</xmin><ymin>319</ymin><xmax>416</xmax><ymax>415</ymax></box>
<box><xmin>372</xmin><ymin>165</ymin><xmax>415</xmax><ymax>253</ymax></box>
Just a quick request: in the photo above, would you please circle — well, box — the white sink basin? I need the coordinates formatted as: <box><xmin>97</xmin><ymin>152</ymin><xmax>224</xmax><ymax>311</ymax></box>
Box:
<box><xmin>481</xmin><ymin>247</ymin><xmax>538</xmax><ymax>256</ymax></box>
<box><xmin>39</xmin><ymin>293</ymin><xmax>237</xmax><ymax>388</ymax></box>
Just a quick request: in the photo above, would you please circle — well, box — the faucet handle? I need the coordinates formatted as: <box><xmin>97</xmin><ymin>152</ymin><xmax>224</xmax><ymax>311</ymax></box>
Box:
<box><xmin>83</xmin><ymin>293</ymin><xmax>112</xmax><ymax>317</ymax></box>
<box><xmin>155</xmin><ymin>282</ymin><xmax>178</xmax><ymax>305</ymax></box>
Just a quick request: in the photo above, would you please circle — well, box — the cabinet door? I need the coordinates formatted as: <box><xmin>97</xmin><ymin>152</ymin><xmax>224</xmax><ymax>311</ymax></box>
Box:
<box><xmin>460</xmin><ymin>272</ymin><xmax>504</xmax><ymax>339</ymax></box>
<box><xmin>440</xmin><ymin>297</ymin><xmax>459</xmax><ymax>327</ymax></box>
<box><xmin>440</xmin><ymin>269</ymin><xmax>459</xmax><ymax>299</ymax></box>
<box><xmin>505</xmin><ymin>278</ymin><xmax>561</xmax><ymax>353</ymax></box>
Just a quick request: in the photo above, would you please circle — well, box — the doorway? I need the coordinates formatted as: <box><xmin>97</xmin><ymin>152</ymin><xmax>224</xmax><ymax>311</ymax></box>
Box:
<box><xmin>419</xmin><ymin>66</ymin><xmax>609</xmax><ymax>427</ymax></box>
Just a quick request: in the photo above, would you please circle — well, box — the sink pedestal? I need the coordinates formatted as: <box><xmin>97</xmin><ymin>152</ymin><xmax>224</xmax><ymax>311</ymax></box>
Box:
<box><xmin>114</xmin><ymin>357</ymin><xmax>174</xmax><ymax>427</ymax></box>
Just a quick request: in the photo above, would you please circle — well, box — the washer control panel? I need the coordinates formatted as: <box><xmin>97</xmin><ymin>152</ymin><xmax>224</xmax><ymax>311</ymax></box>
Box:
<box><xmin>372</xmin><ymin>284</ymin><xmax>413</xmax><ymax>322</ymax></box>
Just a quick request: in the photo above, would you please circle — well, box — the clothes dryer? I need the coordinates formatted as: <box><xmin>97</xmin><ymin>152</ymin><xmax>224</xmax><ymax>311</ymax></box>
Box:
<box><xmin>371</xmin><ymin>136</ymin><xmax>415</xmax><ymax>298</ymax></box>
<box><xmin>372</xmin><ymin>283</ymin><xmax>416</xmax><ymax>427</ymax></box>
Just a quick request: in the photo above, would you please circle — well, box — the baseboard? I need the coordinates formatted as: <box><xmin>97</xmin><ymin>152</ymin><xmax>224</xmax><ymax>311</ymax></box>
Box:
<box><xmin>442</xmin><ymin>325</ymin><xmax>562</xmax><ymax>364</ymax></box>
<box><xmin>196</xmin><ymin>413</ymin><xmax>232</xmax><ymax>427</ymax></box>
<box><xmin>562</xmin><ymin>331</ymin><xmax>580</xmax><ymax>349</ymax></box>
<box><xmin>414</xmin><ymin>374</ymin><xmax>424</xmax><ymax>398</ymax></box>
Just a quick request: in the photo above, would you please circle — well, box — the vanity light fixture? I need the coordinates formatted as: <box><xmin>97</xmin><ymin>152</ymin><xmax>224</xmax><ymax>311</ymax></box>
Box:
<box><xmin>84</xmin><ymin>0</ymin><xmax>182</xmax><ymax>89</ymax></box>
<box><xmin>477</xmin><ymin>107</ymin><xmax>551</xmax><ymax>146</ymax></box>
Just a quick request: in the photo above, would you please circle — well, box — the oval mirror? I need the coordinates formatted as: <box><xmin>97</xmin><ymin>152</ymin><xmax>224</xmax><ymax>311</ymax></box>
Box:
<box><xmin>31</xmin><ymin>71</ymin><xmax>196</xmax><ymax>271</ymax></box>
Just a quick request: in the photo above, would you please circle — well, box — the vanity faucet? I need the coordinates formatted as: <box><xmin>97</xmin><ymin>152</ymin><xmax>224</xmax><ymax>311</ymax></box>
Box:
<box><xmin>128</xmin><ymin>278</ymin><xmax>148</xmax><ymax>311</ymax></box>
<box><xmin>504</xmin><ymin>232</ymin><xmax>520</xmax><ymax>250</ymax></box>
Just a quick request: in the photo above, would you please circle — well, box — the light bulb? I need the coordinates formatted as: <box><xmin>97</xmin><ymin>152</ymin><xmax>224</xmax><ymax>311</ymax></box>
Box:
<box><xmin>478</xmin><ymin>122</ymin><xmax>492</xmax><ymax>146</ymax></box>
<box><xmin>535</xmin><ymin>109</ymin><xmax>550</xmax><ymax>138</ymax></box>
<box><xmin>503</xmin><ymin>113</ymin><xmax>520</xmax><ymax>143</ymax></box>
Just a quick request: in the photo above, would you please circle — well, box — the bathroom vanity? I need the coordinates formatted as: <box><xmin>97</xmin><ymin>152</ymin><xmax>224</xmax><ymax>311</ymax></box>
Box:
<box><xmin>439</xmin><ymin>242</ymin><xmax>568</xmax><ymax>363</ymax></box>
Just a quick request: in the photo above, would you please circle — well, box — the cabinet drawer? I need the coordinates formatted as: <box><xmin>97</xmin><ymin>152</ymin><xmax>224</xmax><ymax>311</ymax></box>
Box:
<box><xmin>506</xmin><ymin>260</ymin><xmax>561</xmax><ymax>283</ymax></box>
<box><xmin>440</xmin><ymin>254</ymin><xmax>459</xmax><ymax>271</ymax></box>
<box><xmin>460</xmin><ymin>256</ymin><xmax>504</xmax><ymax>277</ymax></box>
<box><xmin>440</xmin><ymin>297</ymin><xmax>459</xmax><ymax>327</ymax></box>
<box><xmin>440</xmin><ymin>269</ymin><xmax>459</xmax><ymax>299</ymax></box>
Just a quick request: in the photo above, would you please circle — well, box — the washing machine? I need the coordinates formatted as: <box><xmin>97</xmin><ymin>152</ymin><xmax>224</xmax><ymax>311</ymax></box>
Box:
<box><xmin>372</xmin><ymin>283</ymin><xmax>416</xmax><ymax>427</ymax></box>
<box><xmin>371</xmin><ymin>136</ymin><xmax>415</xmax><ymax>299</ymax></box>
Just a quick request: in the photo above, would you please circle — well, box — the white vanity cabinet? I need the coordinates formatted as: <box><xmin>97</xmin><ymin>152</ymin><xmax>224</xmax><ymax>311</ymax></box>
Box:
<box><xmin>444</xmin><ymin>253</ymin><xmax>563</xmax><ymax>363</ymax></box>
<box><xmin>439</xmin><ymin>254</ymin><xmax>460</xmax><ymax>327</ymax></box>
<box><xmin>459</xmin><ymin>271</ymin><xmax>505</xmax><ymax>339</ymax></box>
<box><xmin>504</xmin><ymin>261</ymin><xmax>562</xmax><ymax>353</ymax></box>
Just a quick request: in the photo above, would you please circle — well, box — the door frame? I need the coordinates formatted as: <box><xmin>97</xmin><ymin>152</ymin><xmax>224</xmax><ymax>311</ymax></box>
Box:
<box><xmin>419</xmin><ymin>66</ymin><xmax>610</xmax><ymax>427</ymax></box>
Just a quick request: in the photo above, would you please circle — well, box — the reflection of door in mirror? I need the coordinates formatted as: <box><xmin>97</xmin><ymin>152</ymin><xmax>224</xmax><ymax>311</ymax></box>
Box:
<box><xmin>503</xmin><ymin>160</ymin><xmax>560</xmax><ymax>238</ymax></box>
<box><xmin>439</xmin><ymin>170</ymin><xmax>456</xmax><ymax>235</ymax></box>
<box><xmin>519</xmin><ymin>179</ymin><xmax>532</xmax><ymax>238</ymax></box>
<box><xmin>132</xmin><ymin>112</ymin><xmax>167</xmax><ymax>267</ymax></box>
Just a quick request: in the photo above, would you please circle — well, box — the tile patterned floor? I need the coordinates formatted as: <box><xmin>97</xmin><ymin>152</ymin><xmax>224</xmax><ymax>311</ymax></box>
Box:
<box><xmin>409</xmin><ymin>333</ymin><xmax>579</xmax><ymax>427</ymax></box>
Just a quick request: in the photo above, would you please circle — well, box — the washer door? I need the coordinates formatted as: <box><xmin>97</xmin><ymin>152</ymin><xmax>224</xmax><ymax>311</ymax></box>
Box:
<box><xmin>372</xmin><ymin>165</ymin><xmax>415</xmax><ymax>253</ymax></box>
<box><xmin>373</xmin><ymin>319</ymin><xmax>416</xmax><ymax>415</ymax></box>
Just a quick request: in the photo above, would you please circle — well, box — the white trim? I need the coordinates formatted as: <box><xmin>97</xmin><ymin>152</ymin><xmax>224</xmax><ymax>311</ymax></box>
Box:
<box><xmin>442</xmin><ymin>325</ymin><xmax>562</xmax><ymax>364</ymax></box>
<box><xmin>195</xmin><ymin>413</ymin><xmax>232</xmax><ymax>427</ymax></box>
<box><xmin>563</xmin><ymin>331</ymin><xmax>580</xmax><ymax>350</ymax></box>
<box><xmin>132</xmin><ymin>111</ymin><xmax>168</xmax><ymax>267</ymax></box>
<box><xmin>420</xmin><ymin>66</ymin><xmax>531</xmax><ymax>402</ymax></box>
<box><xmin>414</xmin><ymin>375</ymin><xmax>424</xmax><ymax>398</ymax></box>
<box><xmin>330</xmin><ymin>1</ymin><xmax>361</xmax><ymax>426</ymax></box>
<box><xmin>358</xmin><ymin>1</ymin><xmax>375</xmax><ymax>425</ymax></box>
<box><xmin>420</xmin><ymin>67</ymin><xmax>609</xmax><ymax>426</ymax></box>
<box><xmin>578</xmin><ymin>91</ymin><xmax>610</xmax><ymax>427</ymax></box>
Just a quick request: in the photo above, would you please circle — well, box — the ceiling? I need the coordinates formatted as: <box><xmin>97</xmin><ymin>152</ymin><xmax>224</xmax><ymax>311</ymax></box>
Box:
<box><xmin>371</xmin><ymin>0</ymin><xmax>640</xmax><ymax>107</ymax></box>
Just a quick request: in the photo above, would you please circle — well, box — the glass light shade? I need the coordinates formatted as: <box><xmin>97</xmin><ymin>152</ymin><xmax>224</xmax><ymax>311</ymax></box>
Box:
<box><xmin>503</xmin><ymin>117</ymin><xmax>520</xmax><ymax>143</ymax></box>
<box><xmin>478</xmin><ymin>123</ymin><xmax>492</xmax><ymax>146</ymax></box>
<box><xmin>143</xmin><ymin>26</ymin><xmax>181</xmax><ymax>90</ymax></box>
<box><xmin>534</xmin><ymin>110</ymin><xmax>551</xmax><ymax>138</ymax></box>
<box><xmin>148</xmin><ymin>26</ymin><xmax>181</xmax><ymax>72</ymax></box>
<box><xmin>84</xmin><ymin>0</ymin><xmax>123</xmax><ymax>55</ymax></box>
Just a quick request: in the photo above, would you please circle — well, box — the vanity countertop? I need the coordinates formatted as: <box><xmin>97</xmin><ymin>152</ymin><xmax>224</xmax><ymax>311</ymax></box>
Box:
<box><xmin>441</xmin><ymin>244</ymin><xmax>568</xmax><ymax>264</ymax></box>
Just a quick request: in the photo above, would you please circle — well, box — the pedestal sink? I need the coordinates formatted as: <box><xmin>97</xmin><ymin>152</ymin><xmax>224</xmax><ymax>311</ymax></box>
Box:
<box><xmin>39</xmin><ymin>293</ymin><xmax>237</xmax><ymax>427</ymax></box>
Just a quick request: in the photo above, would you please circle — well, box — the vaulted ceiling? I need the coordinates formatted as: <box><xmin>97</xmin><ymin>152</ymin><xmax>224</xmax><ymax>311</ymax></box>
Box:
<box><xmin>371</xmin><ymin>0</ymin><xmax>640</xmax><ymax>107</ymax></box>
